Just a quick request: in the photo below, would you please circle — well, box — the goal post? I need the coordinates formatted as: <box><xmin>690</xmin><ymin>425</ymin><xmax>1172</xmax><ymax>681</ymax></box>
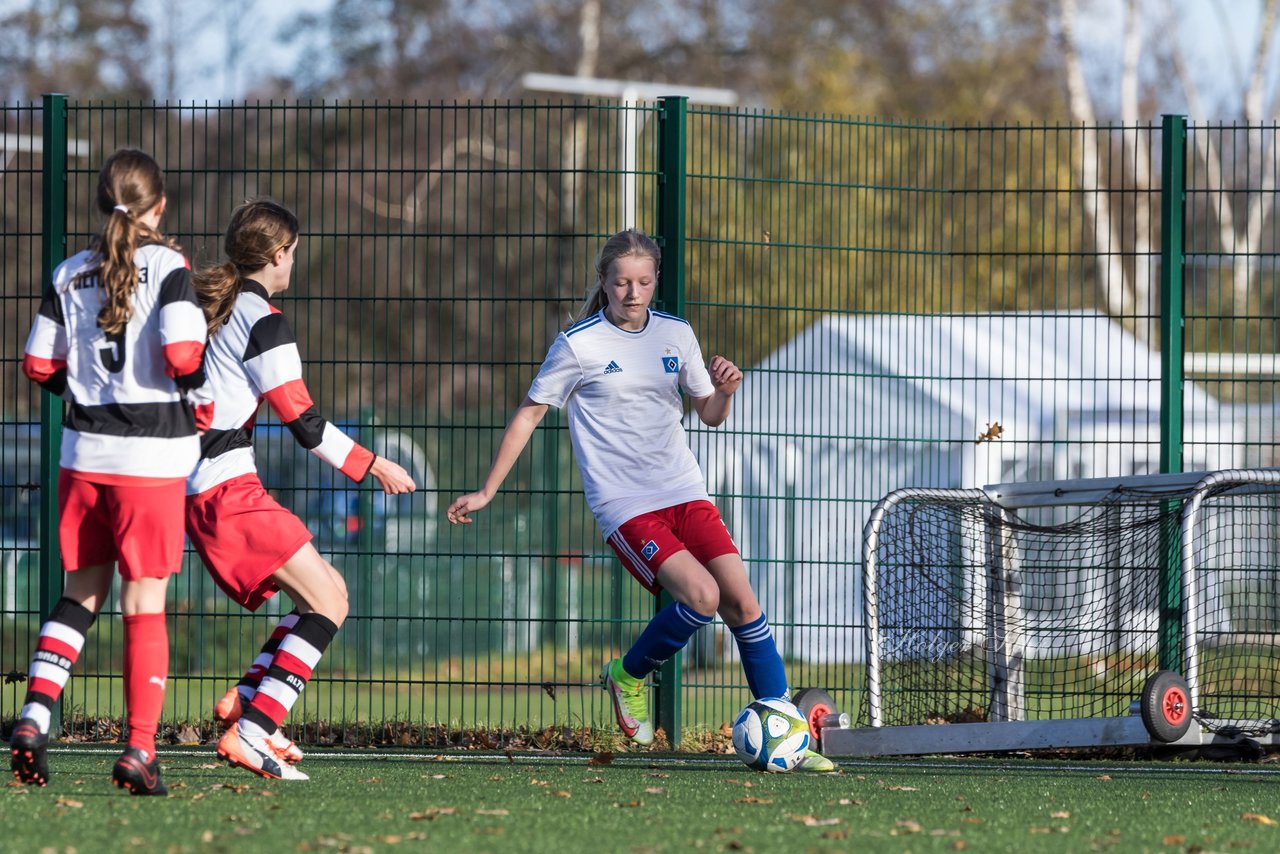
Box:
<box><xmin>859</xmin><ymin>470</ymin><xmax>1280</xmax><ymax>742</ymax></box>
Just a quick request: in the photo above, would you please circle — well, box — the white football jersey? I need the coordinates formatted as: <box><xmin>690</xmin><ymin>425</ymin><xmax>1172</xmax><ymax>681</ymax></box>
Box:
<box><xmin>23</xmin><ymin>244</ymin><xmax>207</xmax><ymax>481</ymax></box>
<box><xmin>528</xmin><ymin>308</ymin><xmax>716</xmax><ymax>537</ymax></box>
<box><xmin>186</xmin><ymin>280</ymin><xmax>374</xmax><ymax>496</ymax></box>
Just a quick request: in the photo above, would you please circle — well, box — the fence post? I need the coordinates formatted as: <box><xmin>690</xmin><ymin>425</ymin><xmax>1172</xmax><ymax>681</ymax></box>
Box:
<box><xmin>1158</xmin><ymin>113</ymin><xmax>1187</xmax><ymax>673</ymax></box>
<box><xmin>38</xmin><ymin>94</ymin><xmax>68</xmax><ymax>733</ymax></box>
<box><xmin>540</xmin><ymin>409</ymin><xmax>562</xmax><ymax>646</ymax></box>
<box><xmin>357</xmin><ymin>408</ymin><xmax>376</xmax><ymax>676</ymax></box>
<box><xmin>655</xmin><ymin>96</ymin><xmax>688</xmax><ymax>747</ymax></box>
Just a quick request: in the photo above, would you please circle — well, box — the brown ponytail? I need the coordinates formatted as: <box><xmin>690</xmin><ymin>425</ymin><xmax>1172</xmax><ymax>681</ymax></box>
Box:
<box><xmin>193</xmin><ymin>199</ymin><xmax>299</xmax><ymax>335</ymax></box>
<box><xmin>91</xmin><ymin>149</ymin><xmax>175</xmax><ymax>335</ymax></box>
<box><xmin>570</xmin><ymin>228</ymin><xmax>662</xmax><ymax>324</ymax></box>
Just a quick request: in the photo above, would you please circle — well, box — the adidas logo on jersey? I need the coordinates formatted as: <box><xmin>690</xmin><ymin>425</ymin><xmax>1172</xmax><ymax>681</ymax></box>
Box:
<box><xmin>603</xmin><ymin>361</ymin><xmax>623</xmax><ymax>374</ymax></box>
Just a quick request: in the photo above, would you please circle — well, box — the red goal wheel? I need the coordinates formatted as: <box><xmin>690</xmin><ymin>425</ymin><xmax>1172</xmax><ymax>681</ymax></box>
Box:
<box><xmin>791</xmin><ymin>687</ymin><xmax>837</xmax><ymax>742</ymax></box>
<box><xmin>1140</xmin><ymin>670</ymin><xmax>1192</xmax><ymax>743</ymax></box>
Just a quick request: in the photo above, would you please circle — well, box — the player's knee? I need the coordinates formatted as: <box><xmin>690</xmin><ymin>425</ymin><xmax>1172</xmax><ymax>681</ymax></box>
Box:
<box><xmin>328</xmin><ymin>563</ymin><xmax>349</xmax><ymax>600</ymax></box>
<box><xmin>687</xmin><ymin>581</ymin><xmax>719</xmax><ymax>616</ymax></box>
<box><xmin>717</xmin><ymin>595</ymin><xmax>761</xmax><ymax>627</ymax></box>
<box><xmin>321</xmin><ymin>563</ymin><xmax>349</xmax><ymax>626</ymax></box>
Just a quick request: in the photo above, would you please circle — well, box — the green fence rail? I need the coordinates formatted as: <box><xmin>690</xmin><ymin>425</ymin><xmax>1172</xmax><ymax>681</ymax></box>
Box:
<box><xmin>2</xmin><ymin>100</ymin><xmax>1277</xmax><ymax>748</ymax></box>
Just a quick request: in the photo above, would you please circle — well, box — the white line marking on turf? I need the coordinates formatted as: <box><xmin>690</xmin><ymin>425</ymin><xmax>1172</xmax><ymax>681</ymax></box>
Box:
<box><xmin>46</xmin><ymin>747</ymin><xmax>1280</xmax><ymax>775</ymax></box>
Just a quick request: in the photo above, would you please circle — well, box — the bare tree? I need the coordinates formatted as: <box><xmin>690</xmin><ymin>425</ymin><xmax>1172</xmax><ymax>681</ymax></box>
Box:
<box><xmin>1058</xmin><ymin>0</ymin><xmax>1280</xmax><ymax>328</ymax></box>
<box><xmin>1058</xmin><ymin>0</ymin><xmax>1155</xmax><ymax>333</ymax></box>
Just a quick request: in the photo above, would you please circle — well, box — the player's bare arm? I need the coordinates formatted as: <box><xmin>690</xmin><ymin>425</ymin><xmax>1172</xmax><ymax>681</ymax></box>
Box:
<box><xmin>370</xmin><ymin>456</ymin><xmax>416</xmax><ymax>494</ymax></box>
<box><xmin>447</xmin><ymin>397</ymin><xmax>549</xmax><ymax>524</ymax></box>
<box><xmin>693</xmin><ymin>355</ymin><xmax>742</xmax><ymax>427</ymax></box>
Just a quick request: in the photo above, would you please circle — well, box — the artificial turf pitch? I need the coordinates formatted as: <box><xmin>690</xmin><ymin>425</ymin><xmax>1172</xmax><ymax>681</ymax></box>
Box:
<box><xmin>7</xmin><ymin>748</ymin><xmax>1280</xmax><ymax>852</ymax></box>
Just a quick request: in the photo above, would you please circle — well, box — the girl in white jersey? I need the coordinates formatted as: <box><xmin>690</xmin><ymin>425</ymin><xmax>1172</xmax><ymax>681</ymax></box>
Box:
<box><xmin>447</xmin><ymin>229</ymin><xmax>833</xmax><ymax>771</ymax></box>
<box><xmin>186</xmin><ymin>200</ymin><xmax>415</xmax><ymax>781</ymax></box>
<box><xmin>13</xmin><ymin>148</ymin><xmax>209</xmax><ymax>796</ymax></box>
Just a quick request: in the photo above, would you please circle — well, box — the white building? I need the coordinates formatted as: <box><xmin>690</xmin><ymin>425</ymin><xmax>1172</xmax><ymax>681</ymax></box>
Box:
<box><xmin>686</xmin><ymin>311</ymin><xmax>1240</xmax><ymax>663</ymax></box>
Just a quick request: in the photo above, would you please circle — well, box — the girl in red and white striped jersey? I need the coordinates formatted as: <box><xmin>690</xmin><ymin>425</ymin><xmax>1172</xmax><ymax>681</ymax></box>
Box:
<box><xmin>186</xmin><ymin>199</ymin><xmax>415</xmax><ymax>781</ymax></box>
<box><xmin>12</xmin><ymin>148</ymin><xmax>208</xmax><ymax>796</ymax></box>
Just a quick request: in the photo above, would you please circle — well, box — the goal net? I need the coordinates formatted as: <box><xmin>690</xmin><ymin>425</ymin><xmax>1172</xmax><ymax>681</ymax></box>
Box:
<box><xmin>863</xmin><ymin>470</ymin><xmax>1280</xmax><ymax>732</ymax></box>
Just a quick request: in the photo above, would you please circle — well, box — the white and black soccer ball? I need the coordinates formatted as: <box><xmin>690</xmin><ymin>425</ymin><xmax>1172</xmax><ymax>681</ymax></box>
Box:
<box><xmin>731</xmin><ymin>697</ymin><xmax>811</xmax><ymax>773</ymax></box>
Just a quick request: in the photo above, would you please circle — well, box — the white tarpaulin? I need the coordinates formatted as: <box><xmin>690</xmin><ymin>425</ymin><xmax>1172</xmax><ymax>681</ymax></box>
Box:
<box><xmin>685</xmin><ymin>312</ymin><xmax>1239</xmax><ymax>663</ymax></box>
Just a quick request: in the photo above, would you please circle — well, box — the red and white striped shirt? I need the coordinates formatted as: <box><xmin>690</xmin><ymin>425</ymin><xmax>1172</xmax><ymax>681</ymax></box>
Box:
<box><xmin>23</xmin><ymin>243</ymin><xmax>208</xmax><ymax>483</ymax></box>
<box><xmin>187</xmin><ymin>279</ymin><xmax>374</xmax><ymax>496</ymax></box>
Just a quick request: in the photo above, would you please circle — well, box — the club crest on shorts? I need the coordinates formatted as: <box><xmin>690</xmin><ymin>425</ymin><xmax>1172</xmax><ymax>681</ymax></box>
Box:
<box><xmin>642</xmin><ymin>540</ymin><xmax>660</xmax><ymax>560</ymax></box>
<box><xmin>662</xmin><ymin>356</ymin><xmax>679</xmax><ymax>373</ymax></box>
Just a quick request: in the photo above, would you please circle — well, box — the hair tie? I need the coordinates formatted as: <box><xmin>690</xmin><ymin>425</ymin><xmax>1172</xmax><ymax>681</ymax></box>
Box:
<box><xmin>113</xmin><ymin>204</ymin><xmax>130</xmax><ymax>214</ymax></box>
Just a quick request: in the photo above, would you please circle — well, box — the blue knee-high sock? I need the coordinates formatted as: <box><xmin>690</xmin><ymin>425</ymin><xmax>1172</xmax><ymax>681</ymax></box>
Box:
<box><xmin>622</xmin><ymin>601</ymin><xmax>714</xmax><ymax>679</ymax></box>
<box><xmin>730</xmin><ymin>613</ymin><xmax>789</xmax><ymax>699</ymax></box>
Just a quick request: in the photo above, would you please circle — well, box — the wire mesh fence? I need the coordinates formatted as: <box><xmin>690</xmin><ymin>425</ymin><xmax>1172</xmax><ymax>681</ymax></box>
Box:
<box><xmin>2</xmin><ymin>101</ymin><xmax>1277</xmax><ymax>746</ymax></box>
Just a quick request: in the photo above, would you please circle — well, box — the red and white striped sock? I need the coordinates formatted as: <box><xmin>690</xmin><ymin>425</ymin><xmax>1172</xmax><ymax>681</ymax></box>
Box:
<box><xmin>239</xmin><ymin>613</ymin><xmax>337</xmax><ymax>736</ymax></box>
<box><xmin>20</xmin><ymin>598</ymin><xmax>95</xmax><ymax>734</ymax></box>
<box><xmin>236</xmin><ymin>611</ymin><xmax>300</xmax><ymax>703</ymax></box>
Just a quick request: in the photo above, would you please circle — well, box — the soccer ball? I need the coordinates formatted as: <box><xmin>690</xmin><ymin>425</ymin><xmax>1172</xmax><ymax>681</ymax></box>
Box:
<box><xmin>731</xmin><ymin>697</ymin><xmax>811</xmax><ymax>772</ymax></box>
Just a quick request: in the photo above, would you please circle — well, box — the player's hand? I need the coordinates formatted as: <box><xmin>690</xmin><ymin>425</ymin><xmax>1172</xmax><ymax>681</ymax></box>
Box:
<box><xmin>370</xmin><ymin>456</ymin><xmax>416</xmax><ymax>494</ymax></box>
<box><xmin>709</xmin><ymin>355</ymin><xmax>743</xmax><ymax>396</ymax></box>
<box><xmin>446</xmin><ymin>491</ymin><xmax>492</xmax><ymax>524</ymax></box>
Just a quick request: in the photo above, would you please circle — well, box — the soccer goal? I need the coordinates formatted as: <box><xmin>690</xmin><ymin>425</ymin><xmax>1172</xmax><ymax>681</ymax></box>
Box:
<box><xmin>819</xmin><ymin>469</ymin><xmax>1280</xmax><ymax>757</ymax></box>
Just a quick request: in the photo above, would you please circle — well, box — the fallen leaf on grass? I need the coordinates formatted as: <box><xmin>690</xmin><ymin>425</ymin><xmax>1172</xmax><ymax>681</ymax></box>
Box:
<box><xmin>549</xmin><ymin>790</ymin><xmax>571</xmax><ymax>798</ymax></box>
<box><xmin>1243</xmin><ymin>813</ymin><xmax>1277</xmax><ymax>825</ymax></box>
<box><xmin>409</xmin><ymin>808</ymin><xmax>457</xmax><ymax>820</ymax></box>
<box><xmin>1162</xmin><ymin>835</ymin><xmax>1185</xmax><ymax>845</ymax></box>
<box><xmin>380</xmin><ymin>836</ymin><xmax>402</xmax><ymax>844</ymax></box>
<box><xmin>1050</xmin><ymin>811</ymin><xmax>1070</xmax><ymax>819</ymax></box>
<box><xmin>529</xmin><ymin>779</ymin><xmax>549</xmax><ymax>787</ymax></box>
<box><xmin>737</xmin><ymin>797</ymin><xmax>772</xmax><ymax>804</ymax></box>
<box><xmin>644</xmin><ymin>787</ymin><xmax>665</xmax><ymax>795</ymax></box>
<box><xmin>950</xmin><ymin>842</ymin><xmax>968</xmax><ymax>851</ymax></box>
<box><xmin>643</xmin><ymin>772</ymin><xmax>669</xmax><ymax>779</ymax></box>
<box><xmin>55</xmin><ymin>797</ymin><xmax>83</xmax><ymax>808</ymax></box>
<box><xmin>823</xmin><ymin>830</ymin><xmax>850</xmax><ymax>840</ymax></box>
<box><xmin>786</xmin><ymin>814</ymin><xmax>841</xmax><ymax>827</ymax></box>
<box><xmin>196</xmin><ymin>763</ymin><xmax>221</xmax><ymax>770</ymax></box>
<box><xmin>894</xmin><ymin>819</ymin><xmax>923</xmax><ymax>834</ymax></box>
<box><xmin>884</xmin><ymin>785</ymin><xmax>919</xmax><ymax>792</ymax></box>
<box><xmin>200</xmin><ymin>830</ymin><xmax>214</xmax><ymax>842</ymax></box>
<box><xmin>1096</xmin><ymin>774</ymin><xmax>1112</xmax><ymax>781</ymax></box>
<box><xmin>588</xmin><ymin>752</ymin><xmax>614</xmax><ymax>766</ymax></box>
<box><xmin>615</xmin><ymin>800</ymin><xmax>644</xmax><ymax>808</ymax></box>
<box><xmin>837</xmin><ymin>798</ymin><xmax>864</xmax><ymax>806</ymax></box>
<box><xmin>476</xmin><ymin>809</ymin><xmax>509</xmax><ymax>816</ymax></box>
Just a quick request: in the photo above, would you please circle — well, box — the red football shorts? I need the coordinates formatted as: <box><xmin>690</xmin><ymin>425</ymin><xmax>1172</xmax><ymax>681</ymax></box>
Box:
<box><xmin>606</xmin><ymin>500</ymin><xmax>739</xmax><ymax>594</ymax></box>
<box><xmin>58</xmin><ymin>469</ymin><xmax>187</xmax><ymax>579</ymax></box>
<box><xmin>185</xmin><ymin>473</ymin><xmax>314</xmax><ymax>611</ymax></box>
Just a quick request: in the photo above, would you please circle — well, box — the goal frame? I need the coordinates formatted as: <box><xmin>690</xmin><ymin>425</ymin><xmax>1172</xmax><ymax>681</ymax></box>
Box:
<box><xmin>824</xmin><ymin>469</ymin><xmax>1280</xmax><ymax>756</ymax></box>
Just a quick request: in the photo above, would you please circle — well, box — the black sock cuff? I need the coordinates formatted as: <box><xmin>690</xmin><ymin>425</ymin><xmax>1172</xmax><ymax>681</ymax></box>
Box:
<box><xmin>49</xmin><ymin>597</ymin><xmax>96</xmax><ymax>634</ymax></box>
<box><xmin>292</xmin><ymin>613</ymin><xmax>339</xmax><ymax>653</ymax></box>
<box><xmin>241</xmin><ymin>705</ymin><xmax>276</xmax><ymax>732</ymax></box>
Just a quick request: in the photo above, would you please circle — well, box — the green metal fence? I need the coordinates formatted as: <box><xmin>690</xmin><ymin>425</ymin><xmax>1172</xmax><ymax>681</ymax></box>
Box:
<box><xmin>2</xmin><ymin>99</ymin><xmax>1277</xmax><ymax>747</ymax></box>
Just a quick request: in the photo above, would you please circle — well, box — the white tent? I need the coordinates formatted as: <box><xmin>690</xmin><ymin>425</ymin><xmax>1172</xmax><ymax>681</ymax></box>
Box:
<box><xmin>686</xmin><ymin>312</ymin><xmax>1240</xmax><ymax>663</ymax></box>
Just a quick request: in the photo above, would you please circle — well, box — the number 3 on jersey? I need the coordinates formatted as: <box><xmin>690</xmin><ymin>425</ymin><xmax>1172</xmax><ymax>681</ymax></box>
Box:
<box><xmin>99</xmin><ymin>329</ymin><xmax>127</xmax><ymax>372</ymax></box>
